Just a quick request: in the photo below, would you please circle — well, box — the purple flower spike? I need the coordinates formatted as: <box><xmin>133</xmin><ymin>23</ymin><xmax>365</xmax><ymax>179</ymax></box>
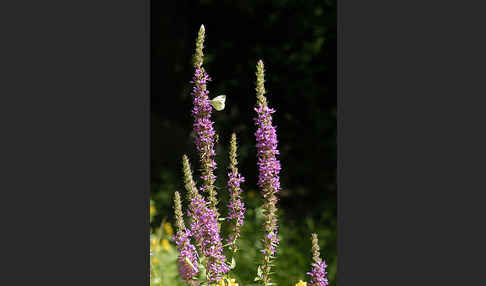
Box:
<box><xmin>183</xmin><ymin>155</ymin><xmax>229</xmax><ymax>282</ymax></box>
<box><xmin>173</xmin><ymin>191</ymin><xmax>199</xmax><ymax>281</ymax></box>
<box><xmin>226</xmin><ymin>133</ymin><xmax>246</xmax><ymax>252</ymax></box>
<box><xmin>306</xmin><ymin>234</ymin><xmax>329</xmax><ymax>286</ymax></box>
<box><xmin>254</xmin><ymin>60</ymin><xmax>281</xmax><ymax>284</ymax></box>
<box><xmin>307</xmin><ymin>261</ymin><xmax>329</xmax><ymax>286</ymax></box>
<box><xmin>191</xmin><ymin>24</ymin><xmax>219</xmax><ymax>218</ymax></box>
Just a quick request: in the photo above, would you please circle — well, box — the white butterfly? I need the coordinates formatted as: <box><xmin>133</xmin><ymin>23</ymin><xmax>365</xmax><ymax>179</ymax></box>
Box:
<box><xmin>210</xmin><ymin>95</ymin><xmax>226</xmax><ymax>111</ymax></box>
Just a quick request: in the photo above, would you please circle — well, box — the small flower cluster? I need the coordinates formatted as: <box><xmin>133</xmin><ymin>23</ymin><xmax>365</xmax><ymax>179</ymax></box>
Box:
<box><xmin>227</xmin><ymin>170</ymin><xmax>245</xmax><ymax>228</ymax></box>
<box><xmin>296</xmin><ymin>280</ymin><xmax>308</xmax><ymax>286</ymax></box>
<box><xmin>218</xmin><ymin>277</ymin><xmax>240</xmax><ymax>286</ymax></box>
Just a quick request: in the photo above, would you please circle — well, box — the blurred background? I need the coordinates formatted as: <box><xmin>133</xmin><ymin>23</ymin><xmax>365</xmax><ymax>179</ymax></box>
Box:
<box><xmin>151</xmin><ymin>0</ymin><xmax>336</xmax><ymax>285</ymax></box>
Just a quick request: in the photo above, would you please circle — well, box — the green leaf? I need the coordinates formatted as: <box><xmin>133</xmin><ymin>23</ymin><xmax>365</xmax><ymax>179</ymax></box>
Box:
<box><xmin>184</xmin><ymin>257</ymin><xmax>198</xmax><ymax>272</ymax></box>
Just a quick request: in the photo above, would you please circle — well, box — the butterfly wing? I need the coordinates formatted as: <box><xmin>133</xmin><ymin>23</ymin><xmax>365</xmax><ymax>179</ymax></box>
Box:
<box><xmin>210</xmin><ymin>95</ymin><xmax>226</xmax><ymax>111</ymax></box>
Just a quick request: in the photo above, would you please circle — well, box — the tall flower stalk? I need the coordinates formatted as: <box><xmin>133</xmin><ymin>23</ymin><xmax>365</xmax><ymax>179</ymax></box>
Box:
<box><xmin>306</xmin><ymin>234</ymin><xmax>329</xmax><ymax>286</ymax></box>
<box><xmin>253</xmin><ymin>60</ymin><xmax>281</xmax><ymax>285</ymax></box>
<box><xmin>226</xmin><ymin>133</ymin><xmax>245</xmax><ymax>253</ymax></box>
<box><xmin>191</xmin><ymin>24</ymin><xmax>219</xmax><ymax>218</ymax></box>
<box><xmin>173</xmin><ymin>191</ymin><xmax>199</xmax><ymax>282</ymax></box>
<box><xmin>183</xmin><ymin>155</ymin><xmax>229</xmax><ymax>283</ymax></box>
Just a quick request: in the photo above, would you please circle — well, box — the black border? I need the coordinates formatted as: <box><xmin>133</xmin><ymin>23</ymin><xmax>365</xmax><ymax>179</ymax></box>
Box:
<box><xmin>3</xmin><ymin>0</ymin><xmax>150</xmax><ymax>284</ymax></box>
<box><xmin>340</xmin><ymin>0</ymin><xmax>486</xmax><ymax>285</ymax></box>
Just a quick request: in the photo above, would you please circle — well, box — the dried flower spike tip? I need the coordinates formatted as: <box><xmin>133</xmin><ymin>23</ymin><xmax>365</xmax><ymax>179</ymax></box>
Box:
<box><xmin>194</xmin><ymin>24</ymin><xmax>205</xmax><ymax>69</ymax></box>
<box><xmin>182</xmin><ymin>155</ymin><xmax>199</xmax><ymax>198</ymax></box>
<box><xmin>256</xmin><ymin>60</ymin><xmax>267</xmax><ymax>105</ymax></box>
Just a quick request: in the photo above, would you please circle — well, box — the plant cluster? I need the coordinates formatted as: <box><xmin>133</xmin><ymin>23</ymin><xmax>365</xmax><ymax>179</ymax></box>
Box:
<box><xmin>152</xmin><ymin>25</ymin><xmax>331</xmax><ymax>286</ymax></box>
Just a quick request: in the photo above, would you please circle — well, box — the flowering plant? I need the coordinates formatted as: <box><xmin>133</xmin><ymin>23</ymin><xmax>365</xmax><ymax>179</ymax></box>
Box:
<box><xmin>152</xmin><ymin>25</ymin><xmax>331</xmax><ymax>286</ymax></box>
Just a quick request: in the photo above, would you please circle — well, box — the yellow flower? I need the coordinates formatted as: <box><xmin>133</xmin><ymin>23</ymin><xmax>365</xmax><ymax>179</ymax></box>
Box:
<box><xmin>152</xmin><ymin>256</ymin><xmax>159</xmax><ymax>264</ymax></box>
<box><xmin>150</xmin><ymin>205</ymin><xmax>156</xmax><ymax>216</ymax></box>
<box><xmin>163</xmin><ymin>222</ymin><xmax>173</xmax><ymax>237</ymax></box>
<box><xmin>217</xmin><ymin>278</ymin><xmax>239</xmax><ymax>286</ymax></box>
<box><xmin>161</xmin><ymin>239</ymin><xmax>171</xmax><ymax>251</ymax></box>
<box><xmin>295</xmin><ymin>280</ymin><xmax>307</xmax><ymax>286</ymax></box>
<box><xmin>151</xmin><ymin>238</ymin><xmax>161</xmax><ymax>252</ymax></box>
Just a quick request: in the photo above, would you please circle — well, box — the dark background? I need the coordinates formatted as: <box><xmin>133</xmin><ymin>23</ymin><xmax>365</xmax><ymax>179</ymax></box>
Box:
<box><xmin>151</xmin><ymin>0</ymin><xmax>336</xmax><ymax>284</ymax></box>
